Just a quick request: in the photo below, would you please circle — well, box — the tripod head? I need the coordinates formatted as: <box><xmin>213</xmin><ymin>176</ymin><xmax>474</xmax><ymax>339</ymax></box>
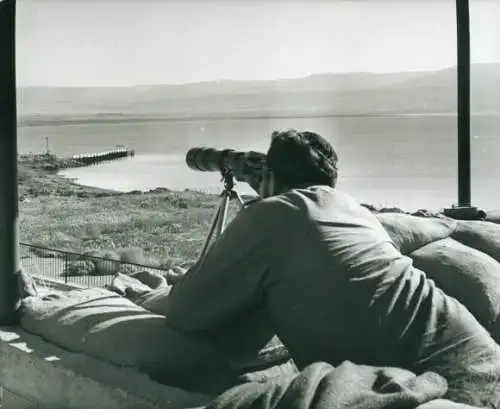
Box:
<box><xmin>220</xmin><ymin>166</ymin><xmax>236</xmax><ymax>192</ymax></box>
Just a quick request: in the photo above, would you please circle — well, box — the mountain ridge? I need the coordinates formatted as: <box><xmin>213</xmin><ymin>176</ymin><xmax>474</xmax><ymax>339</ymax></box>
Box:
<box><xmin>17</xmin><ymin>63</ymin><xmax>500</xmax><ymax>121</ymax></box>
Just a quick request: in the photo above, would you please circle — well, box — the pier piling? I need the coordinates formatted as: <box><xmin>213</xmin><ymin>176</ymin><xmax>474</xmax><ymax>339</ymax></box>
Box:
<box><xmin>72</xmin><ymin>147</ymin><xmax>135</xmax><ymax>165</ymax></box>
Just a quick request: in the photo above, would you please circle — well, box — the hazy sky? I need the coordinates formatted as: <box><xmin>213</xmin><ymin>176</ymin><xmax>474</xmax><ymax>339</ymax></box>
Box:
<box><xmin>16</xmin><ymin>0</ymin><xmax>500</xmax><ymax>87</ymax></box>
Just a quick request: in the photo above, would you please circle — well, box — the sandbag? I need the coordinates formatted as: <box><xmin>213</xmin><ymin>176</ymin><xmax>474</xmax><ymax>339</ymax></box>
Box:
<box><xmin>106</xmin><ymin>273</ymin><xmax>153</xmax><ymax>302</ymax></box>
<box><xmin>129</xmin><ymin>270</ymin><xmax>169</xmax><ymax>289</ymax></box>
<box><xmin>17</xmin><ymin>267</ymin><xmax>39</xmax><ymax>298</ymax></box>
<box><xmin>106</xmin><ymin>273</ymin><xmax>173</xmax><ymax>315</ymax></box>
<box><xmin>416</xmin><ymin>400</ymin><xmax>486</xmax><ymax>409</ymax></box>
<box><xmin>409</xmin><ymin>238</ymin><xmax>500</xmax><ymax>341</ymax></box>
<box><xmin>106</xmin><ymin>273</ymin><xmax>296</xmax><ymax>382</ymax></box>
<box><xmin>136</xmin><ymin>289</ymin><xmax>294</xmax><ymax>379</ymax></box>
<box><xmin>206</xmin><ymin>361</ymin><xmax>448</xmax><ymax>409</ymax></box>
<box><xmin>486</xmin><ymin>210</ymin><xmax>500</xmax><ymax>225</ymax></box>
<box><xmin>451</xmin><ymin>220</ymin><xmax>500</xmax><ymax>263</ymax></box>
<box><xmin>19</xmin><ymin>288</ymin><xmax>236</xmax><ymax>395</ymax></box>
<box><xmin>376</xmin><ymin>213</ymin><xmax>457</xmax><ymax>255</ymax></box>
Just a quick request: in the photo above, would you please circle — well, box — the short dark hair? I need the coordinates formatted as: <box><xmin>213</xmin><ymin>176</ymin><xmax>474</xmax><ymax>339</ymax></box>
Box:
<box><xmin>266</xmin><ymin>129</ymin><xmax>338</xmax><ymax>189</ymax></box>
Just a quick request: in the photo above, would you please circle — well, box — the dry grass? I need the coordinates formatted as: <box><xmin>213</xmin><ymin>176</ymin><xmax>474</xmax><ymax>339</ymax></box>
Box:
<box><xmin>19</xmin><ymin>185</ymin><xmax>241</xmax><ymax>269</ymax></box>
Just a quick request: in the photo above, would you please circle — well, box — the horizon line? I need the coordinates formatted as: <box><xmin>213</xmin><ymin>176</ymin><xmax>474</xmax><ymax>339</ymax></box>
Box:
<box><xmin>17</xmin><ymin>62</ymin><xmax>499</xmax><ymax>89</ymax></box>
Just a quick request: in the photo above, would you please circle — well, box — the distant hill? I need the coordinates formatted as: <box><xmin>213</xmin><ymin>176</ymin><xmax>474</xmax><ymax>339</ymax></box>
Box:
<box><xmin>17</xmin><ymin>63</ymin><xmax>500</xmax><ymax>124</ymax></box>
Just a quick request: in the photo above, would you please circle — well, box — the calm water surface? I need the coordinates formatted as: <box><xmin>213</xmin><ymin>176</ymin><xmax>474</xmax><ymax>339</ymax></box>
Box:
<box><xmin>18</xmin><ymin>115</ymin><xmax>500</xmax><ymax>211</ymax></box>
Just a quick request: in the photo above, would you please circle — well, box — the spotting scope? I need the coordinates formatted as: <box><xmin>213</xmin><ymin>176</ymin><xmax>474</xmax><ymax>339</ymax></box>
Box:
<box><xmin>185</xmin><ymin>147</ymin><xmax>266</xmax><ymax>188</ymax></box>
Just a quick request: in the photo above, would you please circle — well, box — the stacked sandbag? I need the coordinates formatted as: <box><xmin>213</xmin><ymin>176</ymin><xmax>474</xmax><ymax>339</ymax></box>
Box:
<box><xmin>374</xmin><ymin>212</ymin><xmax>500</xmax><ymax>342</ymax></box>
<box><xmin>19</xmin><ymin>288</ymin><xmax>236</xmax><ymax>395</ymax></box>
<box><xmin>409</xmin><ymin>238</ymin><xmax>500</xmax><ymax>341</ymax></box>
<box><xmin>451</xmin><ymin>220</ymin><xmax>500</xmax><ymax>263</ymax></box>
<box><xmin>485</xmin><ymin>210</ymin><xmax>500</xmax><ymax>225</ymax></box>
<box><xmin>376</xmin><ymin>213</ymin><xmax>457</xmax><ymax>255</ymax></box>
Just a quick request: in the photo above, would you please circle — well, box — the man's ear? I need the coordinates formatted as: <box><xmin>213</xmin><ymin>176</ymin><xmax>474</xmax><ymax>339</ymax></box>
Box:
<box><xmin>259</xmin><ymin>167</ymin><xmax>273</xmax><ymax>198</ymax></box>
<box><xmin>267</xmin><ymin>170</ymin><xmax>276</xmax><ymax>197</ymax></box>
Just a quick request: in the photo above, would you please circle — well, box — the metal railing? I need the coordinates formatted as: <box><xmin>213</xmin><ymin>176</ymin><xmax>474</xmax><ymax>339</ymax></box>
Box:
<box><xmin>20</xmin><ymin>242</ymin><xmax>169</xmax><ymax>289</ymax></box>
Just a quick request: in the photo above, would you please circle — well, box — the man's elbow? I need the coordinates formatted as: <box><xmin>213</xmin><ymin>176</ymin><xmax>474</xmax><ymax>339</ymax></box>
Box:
<box><xmin>165</xmin><ymin>316</ymin><xmax>199</xmax><ymax>333</ymax></box>
<box><xmin>165</xmin><ymin>294</ymin><xmax>202</xmax><ymax>332</ymax></box>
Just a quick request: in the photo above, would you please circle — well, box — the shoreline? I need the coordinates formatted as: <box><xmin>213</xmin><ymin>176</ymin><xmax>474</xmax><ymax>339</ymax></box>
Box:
<box><xmin>18</xmin><ymin>152</ymin><xmax>210</xmax><ymax>199</ymax></box>
<box><xmin>18</xmin><ymin>153</ymin><xmax>444</xmax><ymax>216</ymax></box>
<box><xmin>18</xmin><ymin>111</ymin><xmax>500</xmax><ymax>128</ymax></box>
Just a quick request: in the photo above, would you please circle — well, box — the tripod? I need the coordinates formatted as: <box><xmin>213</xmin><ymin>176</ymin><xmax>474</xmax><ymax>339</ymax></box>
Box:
<box><xmin>198</xmin><ymin>168</ymin><xmax>246</xmax><ymax>262</ymax></box>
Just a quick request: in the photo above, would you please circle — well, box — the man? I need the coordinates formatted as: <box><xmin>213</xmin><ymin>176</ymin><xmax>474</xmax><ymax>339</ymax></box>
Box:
<box><xmin>166</xmin><ymin>129</ymin><xmax>500</xmax><ymax>407</ymax></box>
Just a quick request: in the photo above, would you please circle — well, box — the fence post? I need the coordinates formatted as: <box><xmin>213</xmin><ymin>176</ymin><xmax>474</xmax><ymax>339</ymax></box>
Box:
<box><xmin>0</xmin><ymin>0</ymin><xmax>20</xmax><ymax>325</ymax></box>
<box><xmin>64</xmin><ymin>253</ymin><xmax>69</xmax><ymax>284</ymax></box>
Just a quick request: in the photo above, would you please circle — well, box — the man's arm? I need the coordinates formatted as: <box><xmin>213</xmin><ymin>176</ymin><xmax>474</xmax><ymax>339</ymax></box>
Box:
<box><xmin>165</xmin><ymin>204</ymin><xmax>269</xmax><ymax>332</ymax></box>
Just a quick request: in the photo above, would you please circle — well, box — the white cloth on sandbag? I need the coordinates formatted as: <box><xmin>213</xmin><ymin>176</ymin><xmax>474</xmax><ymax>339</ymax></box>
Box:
<box><xmin>129</xmin><ymin>270</ymin><xmax>169</xmax><ymax>289</ymax></box>
<box><xmin>106</xmin><ymin>273</ymin><xmax>153</xmax><ymax>302</ymax></box>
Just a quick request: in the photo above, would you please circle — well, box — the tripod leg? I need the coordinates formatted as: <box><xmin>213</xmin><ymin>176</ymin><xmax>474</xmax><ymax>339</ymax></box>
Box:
<box><xmin>232</xmin><ymin>190</ymin><xmax>247</xmax><ymax>210</ymax></box>
<box><xmin>215</xmin><ymin>192</ymin><xmax>231</xmax><ymax>238</ymax></box>
<box><xmin>198</xmin><ymin>195</ymin><xmax>226</xmax><ymax>261</ymax></box>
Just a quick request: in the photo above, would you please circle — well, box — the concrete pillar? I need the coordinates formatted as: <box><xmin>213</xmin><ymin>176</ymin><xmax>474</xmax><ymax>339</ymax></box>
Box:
<box><xmin>0</xmin><ymin>0</ymin><xmax>20</xmax><ymax>324</ymax></box>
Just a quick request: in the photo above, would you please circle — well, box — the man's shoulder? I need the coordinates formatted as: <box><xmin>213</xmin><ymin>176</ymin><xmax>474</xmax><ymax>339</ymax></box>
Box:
<box><xmin>243</xmin><ymin>187</ymin><xmax>359</xmax><ymax>219</ymax></box>
<box><xmin>237</xmin><ymin>195</ymin><xmax>305</xmax><ymax>237</ymax></box>
<box><xmin>239</xmin><ymin>193</ymin><xmax>309</xmax><ymax>227</ymax></box>
<box><xmin>283</xmin><ymin>186</ymin><xmax>356</xmax><ymax>208</ymax></box>
<box><xmin>244</xmin><ymin>194</ymin><xmax>301</xmax><ymax>215</ymax></box>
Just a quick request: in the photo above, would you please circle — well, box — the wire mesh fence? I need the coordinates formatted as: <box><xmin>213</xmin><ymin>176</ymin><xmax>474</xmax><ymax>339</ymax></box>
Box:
<box><xmin>20</xmin><ymin>242</ymin><xmax>170</xmax><ymax>289</ymax></box>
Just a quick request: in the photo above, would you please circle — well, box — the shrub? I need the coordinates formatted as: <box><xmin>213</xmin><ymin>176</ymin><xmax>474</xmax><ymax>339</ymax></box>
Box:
<box><xmin>63</xmin><ymin>260</ymin><xmax>95</xmax><ymax>276</ymax></box>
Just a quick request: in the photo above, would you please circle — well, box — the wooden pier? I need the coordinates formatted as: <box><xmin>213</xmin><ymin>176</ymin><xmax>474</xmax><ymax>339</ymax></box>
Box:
<box><xmin>72</xmin><ymin>146</ymin><xmax>135</xmax><ymax>165</ymax></box>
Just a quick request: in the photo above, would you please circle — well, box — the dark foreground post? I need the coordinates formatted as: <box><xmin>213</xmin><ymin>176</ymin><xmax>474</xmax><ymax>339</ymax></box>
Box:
<box><xmin>444</xmin><ymin>0</ymin><xmax>484</xmax><ymax>220</ymax></box>
<box><xmin>456</xmin><ymin>0</ymin><xmax>471</xmax><ymax>208</ymax></box>
<box><xmin>0</xmin><ymin>0</ymin><xmax>20</xmax><ymax>324</ymax></box>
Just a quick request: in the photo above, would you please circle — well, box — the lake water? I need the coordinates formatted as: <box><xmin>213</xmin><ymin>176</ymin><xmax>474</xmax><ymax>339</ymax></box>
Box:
<box><xmin>17</xmin><ymin>115</ymin><xmax>500</xmax><ymax>211</ymax></box>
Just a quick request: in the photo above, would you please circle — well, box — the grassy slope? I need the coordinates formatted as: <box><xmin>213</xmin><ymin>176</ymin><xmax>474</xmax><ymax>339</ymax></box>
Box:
<box><xmin>18</xmin><ymin>154</ymin><xmax>241</xmax><ymax>268</ymax></box>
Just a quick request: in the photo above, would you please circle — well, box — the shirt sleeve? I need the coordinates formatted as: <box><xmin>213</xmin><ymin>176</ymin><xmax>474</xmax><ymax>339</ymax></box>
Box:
<box><xmin>165</xmin><ymin>203</ymin><xmax>269</xmax><ymax>332</ymax></box>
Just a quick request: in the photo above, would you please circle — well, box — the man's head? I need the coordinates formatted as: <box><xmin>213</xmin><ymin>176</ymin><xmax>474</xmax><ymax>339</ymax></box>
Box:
<box><xmin>261</xmin><ymin>129</ymin><xmax>338</xmax><ymax>197</ymax></box>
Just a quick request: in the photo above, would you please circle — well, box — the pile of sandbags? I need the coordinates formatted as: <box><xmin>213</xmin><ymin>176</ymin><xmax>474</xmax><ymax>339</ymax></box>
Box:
<box><xmin>20</xmin><ymin>287</ymin><xmax>236</xmax><ymax>395</ymax></box>
<box><xmin>377</xmin><ymin>213</ymin><xmax>500</xmax><ymax>344</ymax></box>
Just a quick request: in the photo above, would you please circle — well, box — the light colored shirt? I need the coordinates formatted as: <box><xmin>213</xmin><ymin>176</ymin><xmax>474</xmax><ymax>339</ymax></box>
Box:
<box><xmin>166</xmin><ymin>186</ymin><xmax>500</xmax><ymax>405</ymax></box>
